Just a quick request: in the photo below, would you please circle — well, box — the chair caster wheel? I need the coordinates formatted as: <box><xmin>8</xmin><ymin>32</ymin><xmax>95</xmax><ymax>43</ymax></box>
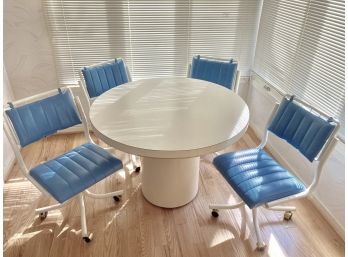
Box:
<box><xmin>256</xmin><ymin>242</ymin><xmax>266</xmax><ymax>251</ymax></box>
<box><xmin>83</xmin><ymin>233</ymin><xmax>94</xmax><ymax>243</ymax></box>
<box><xmin>211</xmin><ymin>209</ymin><xmax>219</xmax><ymax>218</ymax></box>
<box><xmin>284</xmin><ymin>211</ymin><xmax>293</xmax><ymax>221</ymax></box>
<box><xmin>135</xmin><ymin>166</ymin><xmax>141</xmax><ymax>173</ymax></box>
<box><xmin>113</xmin><ymin>195</ymin><xmax>122</xmax><ymax>202</ymax></box>
<box><xmin>39</xmin><ymin>211</ymin><xmax>48</xmax><ymax>220</ymax></box>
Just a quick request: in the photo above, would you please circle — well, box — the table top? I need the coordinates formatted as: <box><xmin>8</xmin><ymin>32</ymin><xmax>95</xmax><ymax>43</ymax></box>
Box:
<box><xmin>89</xmin><ymin>77</ymin><xmax>249</xmax><ymax>158</ymax></box>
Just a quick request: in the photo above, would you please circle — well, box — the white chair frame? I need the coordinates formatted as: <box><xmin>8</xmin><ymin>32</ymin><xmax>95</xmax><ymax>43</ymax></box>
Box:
<box><xmin>209</xmin><ymin>94</ymin><xmax>340</xmax><ymax>250</ymax></box>
<box><xmin>78</xmin><ymin>59</ymin><xmax>140</xmax><ymax>172</ymax></box>
<box><xmin>187</xmin><ymin>55</ymin><xmax>241</xmax><ymax>93</ymax></box>
<box><xmin>3</xmin><ymin>86</ymin><xmax>126</xmax><ymax>242</ymax></box>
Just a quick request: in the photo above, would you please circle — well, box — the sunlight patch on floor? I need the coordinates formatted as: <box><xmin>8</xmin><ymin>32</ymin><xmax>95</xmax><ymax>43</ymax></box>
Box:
<box><xmin>104</xmin><ymin>183</ymin><xmax>141</xmax><ymax>230</ymax></box>
<box><xmin>4</xmin><ymin>229</ymin><xmax>52</xmax><ymax>251</ymax></box>
<box><xmin>267</xmin><ymin>233</ymin><xmax>287</xmax><ymax>257</ymax></box>
<box><xmin>209</xmin><ymin>228</ymin><xmax>235</xmax><ymax>248</ymax></box>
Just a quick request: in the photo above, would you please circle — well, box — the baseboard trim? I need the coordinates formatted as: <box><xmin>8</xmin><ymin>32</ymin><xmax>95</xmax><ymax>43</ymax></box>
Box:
<box><xmin>249</xmin><ymin>122</ymin><xmax>345</xmax><ymax>239</ymax></box>
<box><xmin>4</xmin><ymin>157</ymin><xmax>16</xmax><ymax>182</ymax></box>
<box><xmin>308</xmin><ymin>195</ymin><xmax>345</xmax><ymax>239</ymax></box>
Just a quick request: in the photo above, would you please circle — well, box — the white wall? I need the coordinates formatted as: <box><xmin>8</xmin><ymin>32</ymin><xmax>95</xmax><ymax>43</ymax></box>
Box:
<box><xmin>247</xmin><ymin>74</ymin><xmax>345</xmax><ymax>238</ymax></box>
<box><xmin>4</xmin><ymin>0</ymin><xmax>58</xmax><ymax>99</ymax></box>
<box><xmin>236</xmin><ymin>77</ymin><xmax>250</xmax><ymax>102</ymax></box>
<box><xmin>3</xmin><ymin>0</ymin><xmax>58</xmax><ymax>179</ymax></box>
<box><xmin>3</xmin><ymin>67</ymin><xmax>16</xmax><ymax>180</ymax></box>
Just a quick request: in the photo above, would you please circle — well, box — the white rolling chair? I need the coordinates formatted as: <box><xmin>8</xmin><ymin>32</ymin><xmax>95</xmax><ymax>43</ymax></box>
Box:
<box><xmin>3</xmin><ymin>87</ymin><xmax>127</xmax><ymax>242</ymax></box>
<box><xmin>188</xmin><ymin>55</ymin><xmax>241</xmax><ymax>158</ymax></box>
<box><xmin>187</xmin><ymin>55</ymin><xmax>241</xmax><ymax>93</ymax></box>
<box><xmin>210</xmin><ymin>95</ymin><xmax>340</xmax><ymax>250</ymax></box>
<box><xmin>79</xmin><ymin>58</ymin><xmax>140</xmax><ymax>173</ymax></box>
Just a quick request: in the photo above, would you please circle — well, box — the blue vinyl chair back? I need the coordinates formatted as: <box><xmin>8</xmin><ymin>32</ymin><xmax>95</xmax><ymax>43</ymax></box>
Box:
<box><xmin>190</xmin><ymin>55</ymin><xmax>238</xmax><ymax>90</ymax></box>
<box><xmin>5</xmin><ymin>89</ymin><xmax>81</xmax><ymax>147</ymax></box>
<box><xmin>81</xmin><ymin>58</ymin><xmax>130</xmax><ymax>98</ymax></box>
<box><xmin>268</xmin><ymin>96</ymin><xmax>336</xmax><ymax>162</ymax></box>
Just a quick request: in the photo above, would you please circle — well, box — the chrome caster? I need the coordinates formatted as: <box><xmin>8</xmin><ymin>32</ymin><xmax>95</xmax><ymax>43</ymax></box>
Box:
<box><xmin>39</xmin><ymin>211</ymin><xmax>48</xmax><ymax>220</ymax></box>
<box><xmin>113</xmin><ymin>195</ymin><xmax>122</xmax><ymax>202</ymax></box>
<box><xmin>83</xmin><ymin>233</ymin><xmax>94</xmax><ymax>243</ymax></box>
<box><xmin>211</xmin><ymin>209</ymin><xmax>219</xmax><ymax>218</ymax></box>
<box><xmin>135</xmin><ymin>166</ymin><xmax>141</xmax><ymax>173</ymax></box>
<box><xmin>284</xmin><ymin>211</ymin><xmax>293</xmax><ymax>221</ymax></box>
<box><xmin>256</xmin><ymin>242</ymin><xmax>266</xmax><ymax>251</ymax></box>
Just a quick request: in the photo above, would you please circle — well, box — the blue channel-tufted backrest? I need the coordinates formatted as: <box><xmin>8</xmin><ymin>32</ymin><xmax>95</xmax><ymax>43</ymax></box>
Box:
<box><xmin>190</xmin><ymin>55</ymin><xmax>238</xmax><ymax>90</ymax></box>
<box><xmin>82</xmin><ymin>58</ymin><xmax>130</xmax><ymax>98</ymax></box>
<box><xmin>6</xmin><ymin>89</ymin><xmax>81</xmax><ymax>147</ymax></box>
<box><xmin>268</xmin><ymin>96</ymin><xmax>336</xmax><ymax>162</ymax></box>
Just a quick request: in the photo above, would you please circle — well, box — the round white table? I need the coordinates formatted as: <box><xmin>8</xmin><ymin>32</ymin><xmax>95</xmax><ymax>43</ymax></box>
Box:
<box><xmin>89</xmin><ymin>77</ymin><xmax>249</xmax><ymax>208</ymax></box>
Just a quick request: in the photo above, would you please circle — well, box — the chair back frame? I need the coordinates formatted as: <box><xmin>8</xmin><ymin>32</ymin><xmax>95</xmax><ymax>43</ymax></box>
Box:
<box><xmin>79</xmin><ymin>58</ymin><xmax>132</xmax><ymax>106</ymax></box>
<box><xmin>187</xmin><ymin>55</ymin><xmax>241</xmax><ymax>93</ymax></box>
<box><xmin>258</xmin><ymin>95</ymin><xmax>340</xmax><ymax>207</ymax></box>
<box><xmin>3</xmin><ymin>86</ymin><xmax>93</xmax><ymax>202</ymax></box>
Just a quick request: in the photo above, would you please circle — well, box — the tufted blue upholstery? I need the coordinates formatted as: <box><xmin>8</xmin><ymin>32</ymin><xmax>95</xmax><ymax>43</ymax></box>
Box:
<box><xmin>268</xmin><ymin>97</ymin><xmax>336</xmax><ymax>162</ymax></box>
<box><xmin>213</xmin><ymin>149</ymin><xmax>306</xmax><ymax>208</ymax></box>
<box><xmin>6</xmin><ymin>90</ymin><xmax>81</xmax><ymax>147</ymax></box>
<box><xmin>30</xmin><ymin>143</ymin><xmax>123</xmax><ymax>203</ymax></box>
<box><xmin>190</xmin><ymin>56</ymin><xmax>238</xmax><ymax>90</ymax></box>
<box><xmin>82</xmin><ymin>58</ymin><xmax>129</xmax><ymax>98</ymax></box>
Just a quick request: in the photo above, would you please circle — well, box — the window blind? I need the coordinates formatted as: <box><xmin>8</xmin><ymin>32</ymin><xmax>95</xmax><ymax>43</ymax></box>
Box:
<box><xmin>188</xmin><ymin>1</ymin><xmax>259</xmax><ymax>74</ymax></box>
<box><xmin>44</xmin><ymin>0</ymin><xmax>260</xmax><ymax>83</ymax></box>
<box><xmin>254</xmin><ymin>0</ymin><xmax>345</xmax><ymax>137</ymax></box>
<box><xmin>44</xmin><ymin>0</ymin><xmax>131</xmax><ymax>84</ymax></box>
<box><xmin>128</xmin><ymin>0</ymin><xmax>190</xmax><ymax>80</ymax></box>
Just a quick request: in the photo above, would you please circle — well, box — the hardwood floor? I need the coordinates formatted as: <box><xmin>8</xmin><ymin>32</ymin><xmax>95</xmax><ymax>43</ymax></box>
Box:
<box><xmin>3</xmin><ymin>129</ymin><xmax>344</xmax><ymax>257</ymax></box>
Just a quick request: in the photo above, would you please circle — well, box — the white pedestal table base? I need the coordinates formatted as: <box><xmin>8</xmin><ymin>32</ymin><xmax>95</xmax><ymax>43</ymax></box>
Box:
<box><xmin>141</xmin><ymin>157</ymin><xmax>200</xmax><ymax>208</ymax></box>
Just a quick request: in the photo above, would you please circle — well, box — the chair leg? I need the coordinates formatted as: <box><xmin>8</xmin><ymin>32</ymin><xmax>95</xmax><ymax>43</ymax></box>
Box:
<box><xmin>265</xmin><ymin>205</ymin><xmax>296</xmax><ymax>220</ymax></box>
<box><xmin>35</xmin><ymin>203</ymin><xmax>62</xmax><ymax>214</ymax></box>
<box><xmin>35</xmin><ymin>200</ymin><xmax>70</xmax><ymax>220</ymax></box>
<box><xmin>209</xmin><ymin>201</ymin><xmax>245</xmax><ymax>217</ymax></box>
<box><xmin>84</xmin><ymin>188</ymin><xmax>123</xmax><ymax>202</ymax></box>
<box><xmin>124</xmin><ymin>154</ymin><xmax>140</xmax><ymax>173</ymax></box>
<box><xmin>252</xmin><ymin>208</ymin><xmax>266</xmax><ymax>251</ymax></box>
<box><xmin>265</xmin><ymin>205</ymin><xmax>296</xmax><ymax>211</ymax></box>
<box><xmin>79</xmin><ymin>194</ymin><xmax>93</xmax><ymax>243</ymax></box>
<box><xmin>130</xmin><ymin>154</ymin><xmax>141</xmax><ymax>172</ymax></box>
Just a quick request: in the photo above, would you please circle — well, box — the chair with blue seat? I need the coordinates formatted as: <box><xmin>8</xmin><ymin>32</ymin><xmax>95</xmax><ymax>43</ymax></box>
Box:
<box><xmin>80</xmin><ymin>58</ymin><xmax>131</xmax><ymax>102</ymax></box>
<box><xmin>79</xmin><ymin>58</ymin><xmax>140</xmax><ymax>173</ymax></box>
<box><xmin>209</xmin><ymin>95</ymin><xmax>339</xmax><ymax>250</ymax></box>
<box><xmin>188</xmin><ymin>55</ymin><xmax>240</xmax><ymax>92</ymax></box>
<box><xmin>3</xmin><ymin>87</ymin><xmax>126</xmax><ymax>243</ymax></box>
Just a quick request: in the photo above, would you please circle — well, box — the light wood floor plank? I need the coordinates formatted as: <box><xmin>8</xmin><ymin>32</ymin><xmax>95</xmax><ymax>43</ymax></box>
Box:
<box><xmin>3</xmin><ymin>129</ymin><xmax>344</xmax><ymax>257</ymax></box>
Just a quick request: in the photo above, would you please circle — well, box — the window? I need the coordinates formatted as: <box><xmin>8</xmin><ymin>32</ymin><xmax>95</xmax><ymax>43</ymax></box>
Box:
<box><xmin>188</xmin><ymin>1</ymin><xmax>259</xmax><ymax>73</ymax></box>
<box><xmin>254</xmin><ymin>0</ymin><xmax>345</xmax><ymax>137</ymax></box>
<box><xmin>44</xmin><ymin>0</ymin><xmax>260</xmax><ymax>83</ymax></box>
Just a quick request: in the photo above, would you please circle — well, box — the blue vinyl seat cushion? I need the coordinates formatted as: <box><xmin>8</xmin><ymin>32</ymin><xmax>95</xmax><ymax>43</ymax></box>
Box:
<box><xmin>268</xmin><ymin>97</ymin><xmax>336</xmax><ymax>162</ymax></box>
<box><xmin>82</xmin><ymin>58</ymin><xmax>129</xmax><ymax>98</ymax></box>
<box><xmin>190</xmin><ymin>56</ymin><xmax>238</xmax><ymax>89</ymax></box>
<box><xmin>30</xmin><ymin>143</ymin><xmax>123</xmax><ymax>203</ymax></box>
<box><xmin>213</xmin><ymin>148</ymin><xmax>306</xmax><ymax>208</ymax></box>
<box><xmin>6</xmin><ymin>90</ymin><xmax>81</xmax><ymax>147</ymax></box>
